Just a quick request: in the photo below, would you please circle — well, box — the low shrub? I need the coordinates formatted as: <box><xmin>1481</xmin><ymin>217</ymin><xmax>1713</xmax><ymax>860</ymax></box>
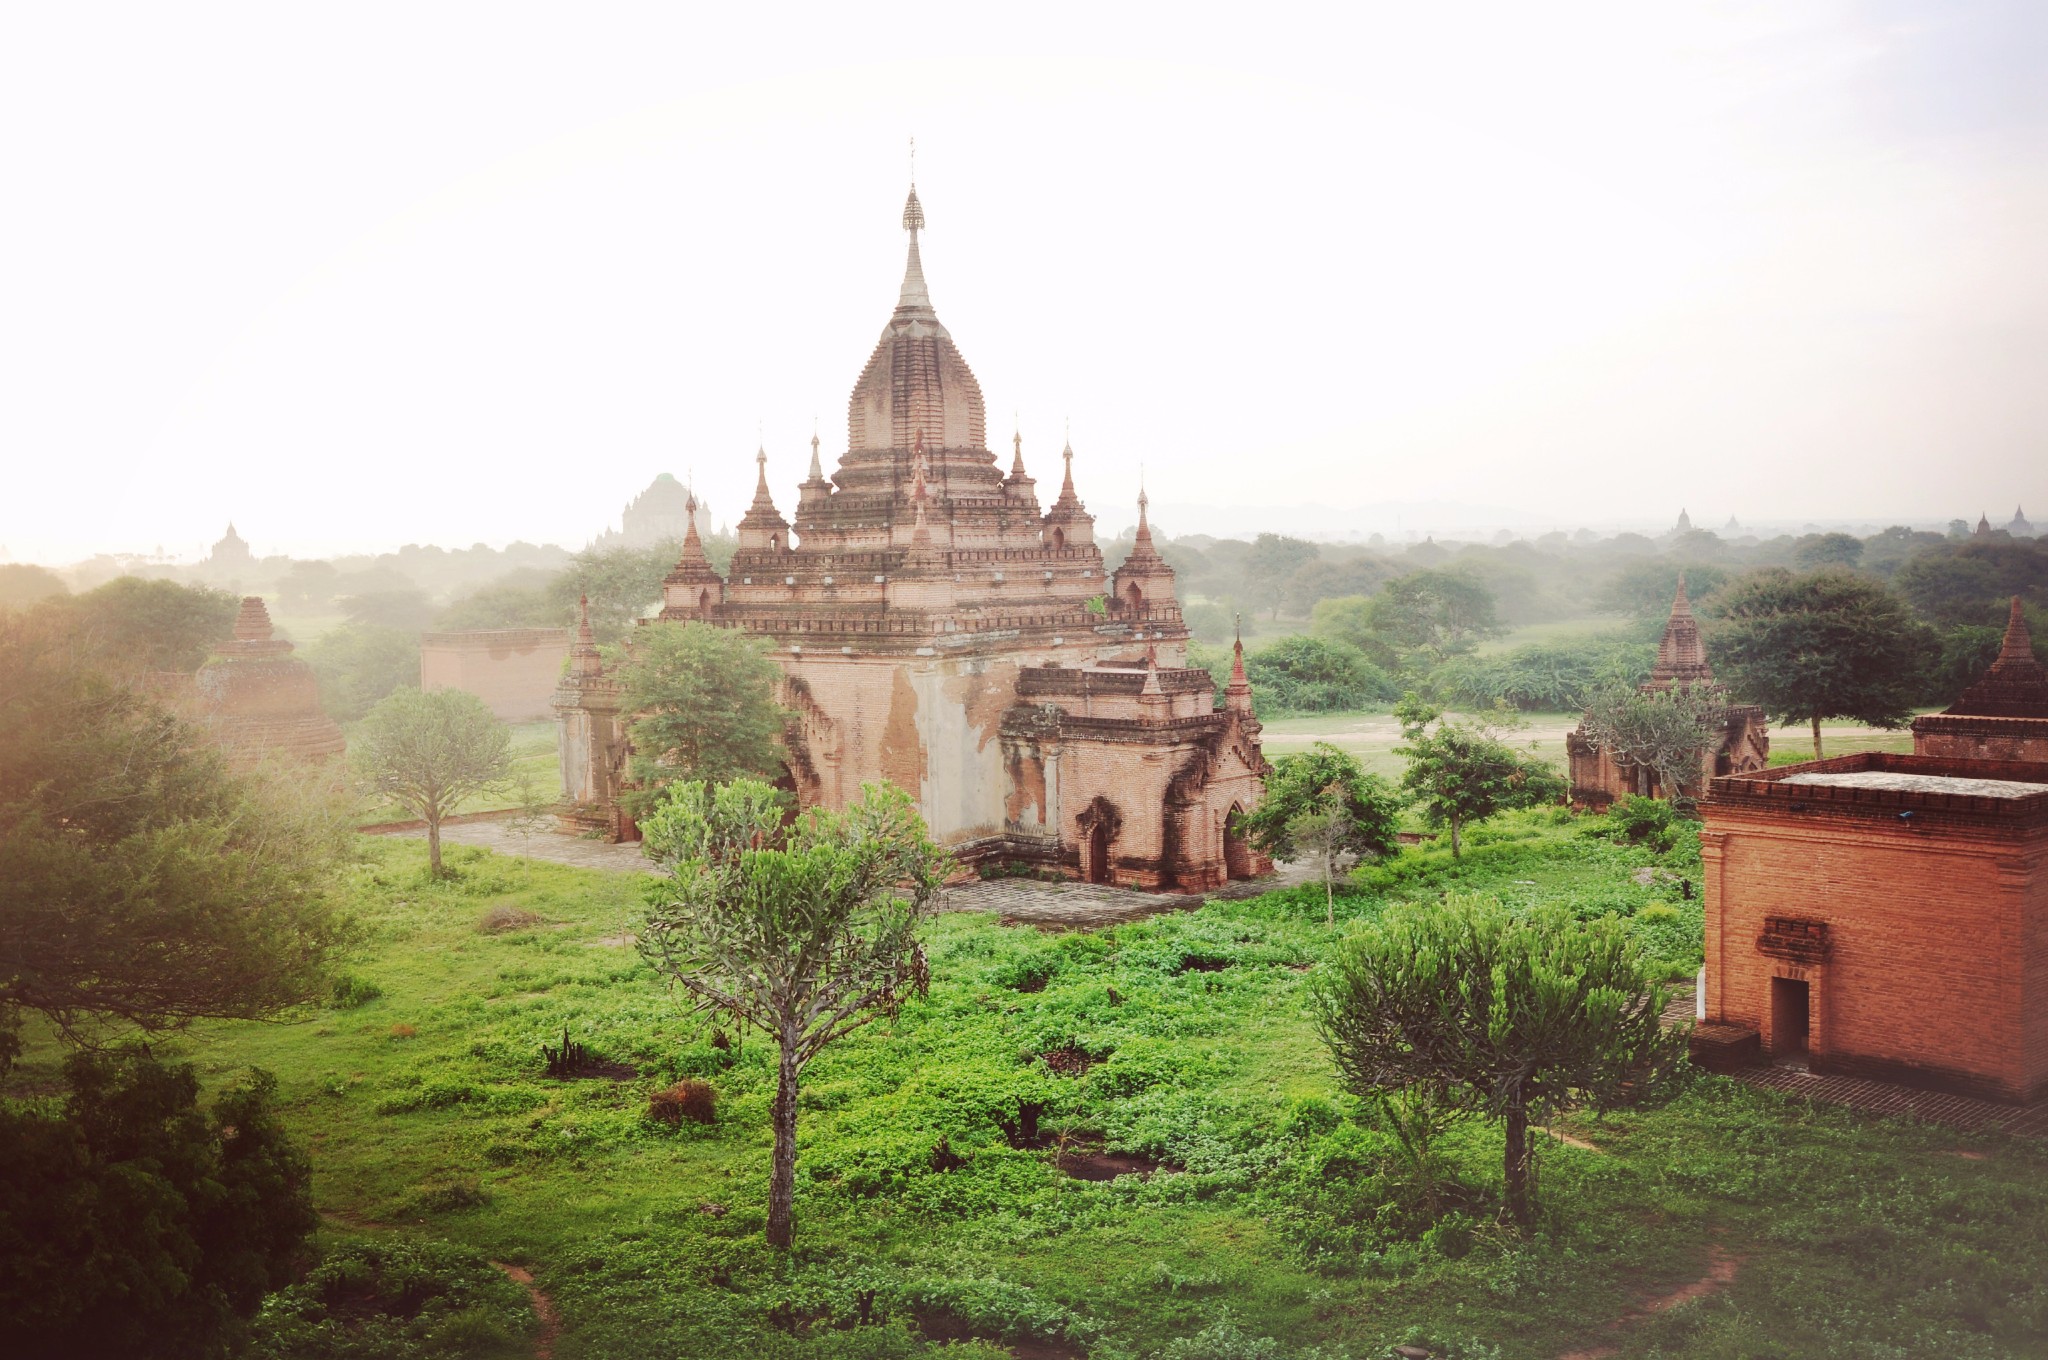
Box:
<box><xmin>648</xmin><ymin>1079</ymin><xmax>718</xmax><ymax>1127</ymax></box>
<box><xmin>329</xmin><ymin>973</ymin><xmax>382</xmax><ymax>1009</ymax></box>
<box><xmin>478</xmin><ymin>902</ymin><xmax>545</xmax><ymax>934</ymax></box>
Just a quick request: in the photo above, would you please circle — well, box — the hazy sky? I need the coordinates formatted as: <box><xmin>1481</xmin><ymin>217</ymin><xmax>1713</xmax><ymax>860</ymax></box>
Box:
<box><xmin>4</xmin><ymin>1</ymin><xmax>2045</xmax><ymax>563</ymax></box>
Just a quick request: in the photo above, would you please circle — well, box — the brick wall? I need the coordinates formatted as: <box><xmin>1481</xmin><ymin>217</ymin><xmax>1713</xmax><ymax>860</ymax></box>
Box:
<box><xmin>1701</xmin><ymin>759</ymin><xmax>2048</xmax><ymax>1101</ymax></box>
<box><xmin>422</xmin><ymin>629</ymin><xmax>570</xmax><ymax>721</ymax></box>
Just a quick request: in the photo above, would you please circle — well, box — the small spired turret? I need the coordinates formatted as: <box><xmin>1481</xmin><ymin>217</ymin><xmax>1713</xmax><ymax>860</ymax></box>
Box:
<box><xmin>1110</xmin><ymin>480</ymin><xmax>1178</xmax><ymax>624</ymax></box>
<box><xmin>735</xmin><ymin>446</ymin><xmax>791</xmax><ymax>555</ymax></box>
<box><xmin>191</xmin><ymin>596</ymin><xmax>345</xmax><ymax>768</ymax></box>
<box><xmin>1642</xmin><ymin>573</ymin><xmax>1715</xmax><ymax>691</ymax></box>
<box><xmin>552</xmin><ymin>593</ymin><xmax>635</xmax><ymax>841</ymax></box>
<box><xmin>1913</xmin><ymin>597</ymin><xmax>2048</xmax><ymax>761</ymax></box>
<box><xmin>1041</xmin><ymin>437</ymin><xmax>1096</xmax><ymax>552</ymax></box>
<box><xmin>660</xmin><ymin>488</ymin><xmax>726</xmax><ymax>621</ymax></box>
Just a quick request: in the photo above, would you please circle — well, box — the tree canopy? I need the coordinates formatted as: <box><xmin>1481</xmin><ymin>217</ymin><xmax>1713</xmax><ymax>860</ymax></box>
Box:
<box><xmin>352</xmin><ymin>686</ymin><xmax>511</xmax><ymax>874</ymax></box>
<box><xmin>34</xmin><ymin>576</ymin><xmax>238</xmax><ymax>673</ymax></box>
<box><xmin>0</xmin><ymin>1049</ymin><xmax>316</xmax><ymax>1360</ymax></box>
<box><xmin>1704</xmin><ymin>568</ymin><xmax>1933</xmax><ymax>757</ymax></box>
<box><xmin>1312</xmin><ymin>894</ymin><xmax>1678</xmax><ymax>1224</ymax></box>
<box><xmin>1236</xmin><ymin>742</ymin><xmax>1400</xmax><ymax>921</ymax></box>
<box><xmin>614</xmin><ymin>620</ymin><xmax>786</xmax><ymax>808</ymax></box>
<box><xmin>1576</xmin><ymin>677</ymin><xmax>1726</xmax><ymax>809</ymax></box>
<box><xmin>638</xmin><ymin>779</ymin><xmax>947</xmax><ymax>1249</ymax></box>
<box><xmin>0</xmin><ymin>615</ymin><xmax>347</xmax><ymax>1062</ymax></box>
<box><xmin>1394</xmin><ymin>697</ymin><xmax>1566</xmax><ymax>855</ymax></box>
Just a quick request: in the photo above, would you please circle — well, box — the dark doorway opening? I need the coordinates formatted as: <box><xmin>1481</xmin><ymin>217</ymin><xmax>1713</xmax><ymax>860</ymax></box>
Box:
<box><xmin>1087</xmin><ymin>822</ymin><xmax>1112</xmax><ymax>885</ymax></box>
<box><xmin>1770</xmin><ymin>977</ymin><xmax>1810</xmax><ymax>1057</ymax></box>
<box><xmin>1223</xmin><ymin>810</ymin><xmax>1253</xmax><ymax>881</ymax></box>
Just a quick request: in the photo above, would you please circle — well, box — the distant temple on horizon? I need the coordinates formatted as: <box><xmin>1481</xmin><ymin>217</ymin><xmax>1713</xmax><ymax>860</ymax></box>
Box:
<box><xmin>556</xmin><ymin>183</ymin><xmax>1270</xmax><ymax>889</ymax></box>
<box><xmin>591</xmin><ymin>474</ymin><xmax>713</xmax><ymax>550</ymax></box>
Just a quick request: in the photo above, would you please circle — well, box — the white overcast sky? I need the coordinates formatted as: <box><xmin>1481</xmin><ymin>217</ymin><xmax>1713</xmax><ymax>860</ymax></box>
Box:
<box><xmin>2</xmin><ymin>1</ymin><xmax>2044</xmax><ymax>563</ymax></box>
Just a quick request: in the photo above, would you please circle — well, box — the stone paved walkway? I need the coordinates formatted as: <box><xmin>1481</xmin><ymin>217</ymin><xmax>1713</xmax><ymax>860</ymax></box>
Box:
<box><xmin>1657</xmin><ymin>983</ymin><xmax>2048</xmax><ymax>1139</ymax></box>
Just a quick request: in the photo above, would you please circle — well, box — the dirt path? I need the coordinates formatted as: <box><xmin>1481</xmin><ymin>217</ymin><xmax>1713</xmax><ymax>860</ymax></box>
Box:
<box><xmin>492</xmin><ymin>1262</ymin><xmax>562</xmax><ymax>1360</ymax></box>
<box><xmin>1558</xmin><ymin>1246</ymin><xmax>1742</xmax><ymax>1360</ymax></box>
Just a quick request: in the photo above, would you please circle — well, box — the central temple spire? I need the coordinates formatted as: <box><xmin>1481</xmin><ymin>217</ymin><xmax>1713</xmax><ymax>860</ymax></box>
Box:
<box><xmin>897</xmin><ymin>185</ymin><xmax>932</xmax><ymax>312</ymax></box>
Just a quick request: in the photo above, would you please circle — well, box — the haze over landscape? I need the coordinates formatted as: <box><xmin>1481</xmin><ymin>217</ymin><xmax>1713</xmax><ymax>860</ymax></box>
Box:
<box><xmin>4</xmin><ymin>1</ymin><xmax>2045</xmax><ymax>564</ymax></box>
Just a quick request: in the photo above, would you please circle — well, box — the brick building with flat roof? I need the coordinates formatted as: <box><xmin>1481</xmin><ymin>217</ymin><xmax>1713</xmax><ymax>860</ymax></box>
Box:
<box><xmin>1696</xmin><ymin>751</ymin><xmax>2048</xmax><ymax>1102</ymax></box>
<box><xmin>556</xmin><ymin>184</ymin><xmax>1270</xmax><ymax>888</ymax></box>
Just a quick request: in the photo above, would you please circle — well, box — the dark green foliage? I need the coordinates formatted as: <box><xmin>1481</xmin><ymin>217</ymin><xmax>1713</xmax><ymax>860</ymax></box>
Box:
<box><xmin>248</xmin><ymin>1237</ymin><xmax>533</xmax><ymax>1360</ymax></box>
<box><xmin>1311</xmin><ymin>570</ymin><xmax>1503</xmax><ymax>679</ymax></box>
<box><xmin>1237</xmin><ymin>742</ymin><xmax>1400</xmax><ymax>921</ymax></box>
<box><xmin>330</xmin><ymin>973</ymin><xmax>384</xmax><ymax>1009</ymax></box>
<box><xmin>304</xmin><ymin>623</ymin><xmax>422</xmax><ymax>722</ymax></box>
<box><xmin>0</xmin><ymin>617</ymin><xmax>346</xmax><ymax>1053</ymax></box>
<box><xmin>1893</xmin><ymin>540</ymin><xmax>2048</xmax><ymax>629</ymax></box>
<box><xmin>1239</xmin><ymin>634</ymin><xmax>1400</xmax><ymax>715</ymax></box>
<box><xmin>1313</xmin><ymin>895</ymin><xmax>1679</xmax><ymax>1223</ymax></box>
<box><xmin>1434</xmin><ymin>636</ymin><xmax>1655</xmax><ymax>711</ymax></box>
<box><xmin>1704</xmin><ymin>568</ymin><xmax>1934</xmax><ymax>757</ymax></box>
<box><xmin>613</xmin><ymin>620</ymin><xmax>788</xmax><ymax>806</ymax></box>
<box><xmin>34</xmin><ymin>575</ymin><xmax>238</xmax><ymax>672</ymax></box>
<box><xmin>1606</xmin><ymin>794</ymin><xmax>1679</xmax><ymax>848</ymax></box>
<box><xmin>1394</xmin><ymin>697</ymin><xmax>1567</xmax><ymax>856</ymax></box>
<box><xmin>0</xmin><ymin>1049</ymin><xmax>315</xmax><ymax>1360</ymax></box>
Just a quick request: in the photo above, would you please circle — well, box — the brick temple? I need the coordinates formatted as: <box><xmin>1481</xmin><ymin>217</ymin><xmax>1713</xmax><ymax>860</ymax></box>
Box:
<box><xmin>190</xmin><ymin>596</ymin><xmax>346</xmax><ymax>768</ymax></box>
<box><xmin>1566</xmin><ymin>575</ymin><xmax>1769</xmax><ymax>808</ymax></box>
<box><xmin>558</xmin><ymin>184</ymin><xmax>1270</xmax><ymax>889</ymax></box>
<box><xmin>1911</xmin><ymin>596</ymin><xmax>2048</xmax><ymax>762</ymax></box>
<box><xmin>1694</xmin><ymin>752</ymin><xmax>2048</xmax><ymax>1102</ymax></box>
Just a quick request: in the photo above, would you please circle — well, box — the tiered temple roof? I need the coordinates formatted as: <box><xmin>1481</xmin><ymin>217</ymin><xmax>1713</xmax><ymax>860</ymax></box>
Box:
<box><xmin>1642</xmin><ymin>574</ymin><xmax>1716</xmax><ymax>691</ymax></box>
<box><xmin>1946</xmin><ymin>598</ymin><xmax>2048</xmax><ymax>719</ymax></box>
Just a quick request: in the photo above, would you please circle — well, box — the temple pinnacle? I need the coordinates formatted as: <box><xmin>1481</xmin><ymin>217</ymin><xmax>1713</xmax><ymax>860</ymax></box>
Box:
<box><xmin>1999</xmin><ymin>595</ymin><xmax>2034</xmax><ymax>663</ymax></box>
<box><xmin>808</xmin><ymin>431</ymin><xmax>824</xmax><ymax>482</ymax></box>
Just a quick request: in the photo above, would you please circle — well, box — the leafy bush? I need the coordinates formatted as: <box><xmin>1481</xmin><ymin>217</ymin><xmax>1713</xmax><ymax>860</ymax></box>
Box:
<box><xmin>1434</xmin><ymin>635</ymin><xmax>1655</xmax><ymax>711</ymax></box>
<box><xmin>330</xmin><ymin>972</ymin><xmax>384</xmax><ymax>1009</ymax></box>
<box><xmin>0</xmin><ymin>1050</ymin><xmax>315</xmax><ymax>1360</ymax></box>
<box><xmin>1242</xmin><ymin>634</ymin><xmax>1401</xmax><ymax>715</ymax></box>
<box><xmin>249</xmin><ymin>1236</ymin><xmax>532</xmax><ymax>1360</ymax></box>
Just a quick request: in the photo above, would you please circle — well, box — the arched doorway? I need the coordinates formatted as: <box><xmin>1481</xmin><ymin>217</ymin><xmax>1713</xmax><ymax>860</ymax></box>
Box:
<box><xmin>1124</xmin><ymin>582</ymin><xmax>1144</xmax><ymax>612</ymax></box>
<box><xmin>1223</xmin><ymin>806</ymin><xmax>1253</xmax><ymax>880</ymax></box>
<box><xmin>1088</xmin><ymin>821</ymin><xmax>1112</xmax><ymax>884</ymax></box>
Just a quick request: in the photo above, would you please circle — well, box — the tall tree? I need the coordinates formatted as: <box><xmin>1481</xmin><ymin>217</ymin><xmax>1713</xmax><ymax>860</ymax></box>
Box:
<box><xmin>0</xmin><ymin>614</ymin><xmax>346</xmax><ymax>1062</ymax></box>
<box><xmin>1394</xmin><ymin>697</ymin><xmax>1565</xmax><ymax>855</ymax></box>
<box><xmin>638</xmin><ymin>779</ymin><xmax>947</xmax><ymax>1249</ymax></box>
<box><xmin>0</xmin><ymin>563</ymin><xmax>69</xmax><ymax>610</ymax></box>
<box><xmin>1364</xmin><ymin>570</ymin><xmax>1503</xmax><ymax>670</ymax></box>
<box><xmin>302</xmin><ymin>623</ymin><xmax>421</xmax><ymax>722</ymax></box>
<box><xmin>1793</xmin><ymin>532</ymin><xmax>1865</xmax><ymax>570</ymax></box>
<box><xmin>1705</xmin><ymin>568</ymin><xmax>1933</xmax><ymax>757</ymax></box>
<box><xmin>352</xmin><ymin>687</ymin><xmax>511</xmax><ymax>875</ymax></box>
<box><xmin>1236</xmin><ymin>742</ymin><xmax>1400</xmax><ymax>923</ymax></box>
<box><xmin>1242</xmin><ymin>533</ymin><xmax>1321</xmax><ymax>620</ymax></box>
<box><xmin>1312</xmin><ymin>894</ymin><xmax>1677</xmax><ymax>1225</ymax></box>
<box><xmin>1575</xmin><ymin>677</ymin><xmax>1727</xmax><ymax>809</ymax></box>
<box><xmin>613</xmin><ymin>620</ymin><xmax>786</xmax><ymax>809</ymax></box>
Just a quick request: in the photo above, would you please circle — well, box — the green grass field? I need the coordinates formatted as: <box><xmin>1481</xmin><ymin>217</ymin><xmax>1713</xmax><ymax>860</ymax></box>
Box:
<box><xmin>9</xmin><ymin>810</ymin><xmax>2042</xmax><ymax>1359</ymax></box>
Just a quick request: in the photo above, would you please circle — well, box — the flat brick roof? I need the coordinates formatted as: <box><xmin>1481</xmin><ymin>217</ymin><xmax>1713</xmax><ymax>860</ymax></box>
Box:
<box><xmin>1707</xmin><ymin>751</ymin><xmax>2048</xmax><ymax>826</ymax></box>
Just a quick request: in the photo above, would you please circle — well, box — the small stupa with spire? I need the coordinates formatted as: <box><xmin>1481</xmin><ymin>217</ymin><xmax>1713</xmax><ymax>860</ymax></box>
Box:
<box><xmin>1566</xmin><ymin>575</ymin><xmax>1770</xmax><ymax>807</ymax></box>
<box><xmin>1914</xmin><ymin>597</ymin><xmax>2048</xmax><ymax>762</ymax></box>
